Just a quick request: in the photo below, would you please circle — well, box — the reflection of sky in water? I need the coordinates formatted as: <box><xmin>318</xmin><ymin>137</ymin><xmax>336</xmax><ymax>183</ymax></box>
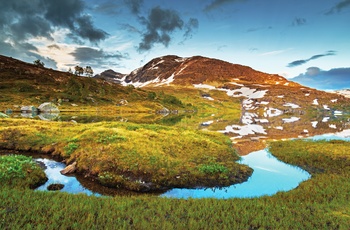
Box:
<box><xmin>161</xmin><ymin>149</ymin><xmax>311</xmax><ymax>199</ymax></box>
<box><xmin>307</xmin><ymin>129</ymin><xmax>350</xmax><ymax>142</ymax></box>
<box><xmin>35</xmin><ymin>158</ymin><xmax>101</xmax><ymax>197</ymax></box>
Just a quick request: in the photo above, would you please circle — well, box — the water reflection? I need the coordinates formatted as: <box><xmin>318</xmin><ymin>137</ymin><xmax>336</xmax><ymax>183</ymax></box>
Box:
<box><xmin>161</xmin><ymin>149</ymin><xmax>311</xmax><ymax>199</ymax></box>
<box><xmin>35</xmin><ymin>158</ymin><xmax>101</xmax><ymax>196</ymax></box>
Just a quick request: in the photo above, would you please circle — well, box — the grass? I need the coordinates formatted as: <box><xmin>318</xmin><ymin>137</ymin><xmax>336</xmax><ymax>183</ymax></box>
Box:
<box><xmin>0</xmin><ymin>154</ymin><xmax>47</xmax><ymax>189</ymax></box>
<box><xmin>0</xmin><ymin>139</ymin><xmax>349</xmax><ymax>229</ymax></box>
<box><xmin>0</xmin><ymin>118</ymin><xmax>252</xmax><ymax>191</ymax></box>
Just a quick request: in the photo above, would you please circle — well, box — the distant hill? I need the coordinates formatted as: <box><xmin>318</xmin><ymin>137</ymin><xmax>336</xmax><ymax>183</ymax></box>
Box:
<box><xmin>0</xmin><ymin>55</ymin><xmax>184</xmax><ymax>111</ymax></box>
<box><xmin>290</xmin><ymin>67</ymin><xmax>350</xmax><ymax>90</ymax></box>
<box><xmin>94</xmin><ymin>69</ymin><xmax>126</xmax><ymax>84</ymax></box>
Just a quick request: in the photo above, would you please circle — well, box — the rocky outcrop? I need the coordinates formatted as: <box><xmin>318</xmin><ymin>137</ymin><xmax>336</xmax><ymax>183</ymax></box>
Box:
<box><xmin>60</xmin><ymin>162</ymin><xmax>77</xmax><ymax>175</ymax></box>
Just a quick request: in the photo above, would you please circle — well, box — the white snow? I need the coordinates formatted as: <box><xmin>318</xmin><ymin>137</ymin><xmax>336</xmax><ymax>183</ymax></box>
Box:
<box><xmin>329</xmin><ymin>124</ymin><xmax>337</xmax><ymax>129</ymax></box>
<box><xmin>219</xmin><ymin>124</ymin><xmax>267</xmax><ymax>136</ymax></box>
<box><xmin>266</xmin><ymin>108</ymin><xmax>283</xmax><ymax>117</ymax></box>
<box><xmin>275</xmin><ymin>126</ymin><xmax>283</xmax><ymax>130</ymax></box>
<box><xmin>284</xmin><ymin>82</ymin><xmax>289</xmax><ymax>86</ymax></box>
<box><xmin>223</xmin><ymin>87</ymin><xmax>268</xmax><ymax>99</ymax></box>
<box><xmin>331</xmin><ymin>99</ymin><xmax>338</xmax><ymax>103</ymax></box>
<box><xmin>201</xmin><ymin>120</ymin><xmax>214</xmax><ymax>126</ymax></box>
<box><xmin>311</xmin><ymin>121</ymin><xmax>318</xmax><ymax>128</ymax></box>
<box><xmin>283</xmin><ymin>103</ymin><xmax>300</xmax><ymax>109</ymax></box>
<box><xmin>156</xmin><ymin>73</ymin><xmax>175</xmax><ymax>86</ymax></box>
<box><xmin>277</xmin><ymin>95</ymin><xmax>284</xmax><ymax>98</ymax></box>
<box><xmin>282</xmin><ymin>117</ymin><xmax>300</xmax><ymax>123</ymax></box>
<box><xmin>303</xmin><ymin>129</ymin><xmax>309</xmax><ymax>133</ymax></box>
<box><xmin>256</xmin><ymin>119</ymin><xmax>269</xmax><ymax>123</ymax></box>
<box><xmin>323</xmin><ymin>105</ymin><xmax>330</xmax><ymax>110</ymax></box>
<box><xmin>203</xmin><ymin>96</ymin><xmax>214</xmax><ymax>101</ymax></box>
<box><xmin>259</xmin><ymin>101</ymin><xmax>269</xmax><ymax>105</ymax></box>
<box><xmin>193</xmin><ymin>84</ymin><xmax>216</xmax><ymax>90</ymax></box>
<box><xmin>322</xmin><ymin>117</ymin><xmax>330</xmax><ymax>122</ymax></box>
<box><xmin>312</xmin><ymin>99</ymin><xmax>319</xmax><ymax>105</ymax></box>
<box><xmin>305</xmin><ymin>93</ymin><xmax>310</xmax><ymax>97</ymax></box>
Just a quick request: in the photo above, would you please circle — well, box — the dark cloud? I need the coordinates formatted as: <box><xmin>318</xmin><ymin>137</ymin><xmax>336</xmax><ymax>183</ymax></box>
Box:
<box><xmin>291</xmin><ymin>67</ymin><xmax>350</xmax><ymax>90</ymax></box>
<box><xmin>75</xmin><ymin>15</ymin><xmax>109</xmax><ymax>43</ymax></box>
<box><xmin>292</xmin><ymin>18</ymin><xmax>307</xmax><ymax>26</ymax></box>
<box><xmin>0</xmin><ymin>0</ymin><xmax>108</xmax><ymax>44</ymax></box>
<box><xmin>124</xmin><ymin>0</ymin><xmax>144</xmax><ymax>15</ymax></box>
<box><xmin>183</xmin><ymin>18</ymin><xmax>199</xmax><ymax>40</ymax></box>
<box><xmin>70</xmin><ymin>47</ymin><xmax>129</xmax><ymax>66</ymax></box>
<box><xmin>137</xmin><ymin>7</ymin><xmax>186</xmax><ymax>51</ymax></box>
<box><xmin>287</xmin><ymin>51</ymin><xmax>337</xmax><ymax>67</ymax></box>
<box><xmin>204</xmin><ymin>0</ymin><xmax>246</xmax><ymax>12</ymax></box>
<box><xmin>47</xmin><ymin>44</ymin><xmax>60</xmax><ymax>50</ymax></box>
<box><xmin>326</xmin><ymin>0</ymin><xmax>350</xmax><ymax>14</ymax></box>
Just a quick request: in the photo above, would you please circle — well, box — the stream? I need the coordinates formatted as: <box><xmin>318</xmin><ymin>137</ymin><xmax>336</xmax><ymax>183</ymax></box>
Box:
<box><xmin>34</xmin><ymin>129</ymin><xmax>349</xmax><ymax>198</ymax></box>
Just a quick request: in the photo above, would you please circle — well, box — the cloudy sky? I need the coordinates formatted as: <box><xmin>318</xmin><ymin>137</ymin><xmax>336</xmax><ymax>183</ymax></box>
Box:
<box><xmin>1</xmin><ymin>0</ymin><xmax>349</xmax><ymax>79</ymax></box>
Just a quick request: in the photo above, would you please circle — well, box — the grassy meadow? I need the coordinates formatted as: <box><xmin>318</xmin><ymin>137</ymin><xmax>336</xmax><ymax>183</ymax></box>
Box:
<box><xmin>0</xmin><ymin>118</ymin><xmax>252</xmax><ymax>191</ymax></box>
<box><xmin>0</xmin><ymin>139</ymin><xmax>349</xmax><ymax>229</ymax></box>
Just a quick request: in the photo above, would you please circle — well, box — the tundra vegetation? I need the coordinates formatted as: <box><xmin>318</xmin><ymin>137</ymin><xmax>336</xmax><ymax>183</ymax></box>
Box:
<box><xmin>0</xmin><ymin>138</ymin><xmax>349</xmax><ymax>229</ymax></box>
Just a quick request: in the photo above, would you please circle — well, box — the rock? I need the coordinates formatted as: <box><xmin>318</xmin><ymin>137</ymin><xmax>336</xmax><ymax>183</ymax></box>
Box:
<box><xmin>38</xmin><ymin>102</ymin><xmax>59</xmax><ymax>113</ymax></box>
<box><xmin>0</xmin><ymin>112</ymin><xmax>8</xmax><ymax>118</ymax></box>
<box><xmin>47</xmin><ymin>183</ymin><xmax>64</xmax><ymax>191</ymax></box>
<box><xmin>21</xmin><ymin>105</ymin><xmax>38</xmax><ymax>113</ymax></box>
<box><xmin>60</xmin><ymin>162</ymin><xmax>77</xmax><ymax>175</ymax></box>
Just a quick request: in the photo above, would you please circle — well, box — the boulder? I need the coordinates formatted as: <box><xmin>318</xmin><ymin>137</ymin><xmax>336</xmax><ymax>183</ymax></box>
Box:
<box><xmin>38</xmin><ymin>102</ymin><xmax>59</xmax><ymax>113</ymax></box>
<box><xmin>60</xmin><ymin>162</ymin><xmax>77</xmax><ymax>175</ymax></box>
<box><xmin>47</xmin><ymin>183</ymin><xmax>64</xmax><ymax>191</ymax></box>
<box><xmin>21</xmin><ymin>105</ymin><xmax>38</xmax><ymax>113</ymax></box>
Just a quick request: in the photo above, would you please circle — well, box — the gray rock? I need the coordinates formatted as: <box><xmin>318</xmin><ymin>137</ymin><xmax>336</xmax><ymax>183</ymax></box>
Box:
<box><xmin>38</xmin><ymin>102</ymin><xmax>59</xmax><ymax>113</ymax></box>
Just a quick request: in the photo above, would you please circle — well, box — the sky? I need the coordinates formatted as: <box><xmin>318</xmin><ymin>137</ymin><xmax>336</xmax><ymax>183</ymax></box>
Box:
<box><xmin>1</xmin><ymin>0</ymin><xmax>349</xmax><ymax>80</ymax></box>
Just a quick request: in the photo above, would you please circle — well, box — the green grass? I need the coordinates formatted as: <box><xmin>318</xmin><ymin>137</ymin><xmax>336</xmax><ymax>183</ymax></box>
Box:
<box><xmin>0</xmin><ymin>139</ymin><xmax>349</xmax><ymax>229</ymax></box>
<box><xmin>0</xmin><ymin>118</ymin><xmax>252</xmax><ymax>191</ymax></box>
<box><xmin>0</xmin><ymin>154</ymin><xmax>47</xmax><ymax>189</ymax></box>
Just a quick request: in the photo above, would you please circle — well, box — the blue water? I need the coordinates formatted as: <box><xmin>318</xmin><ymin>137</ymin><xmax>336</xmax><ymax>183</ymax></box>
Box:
<box><xmin>161</xmin><ymin>149</ymin><xmax>310</xmax><ymax>199</ymax></box>
<box><xmin>35</xmin><ymin>158</ymin><xmax>101</xmax><ymax>196</ymax></box>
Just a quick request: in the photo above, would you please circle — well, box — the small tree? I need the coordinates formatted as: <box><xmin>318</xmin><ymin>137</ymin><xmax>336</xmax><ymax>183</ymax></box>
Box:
<box><xmin>84</xmin><ymin>66</ymin><xmax>94</xmax><ymax>77</ymax></box>
<box><xmin>74</xmin><ymin>66</ymin><xmax>84</xmax><ymax>76</ymax></box>
<box><xmin>33</xmin><ymin>59</ymin><xmax>45</xmax><ymax>68</ymax></box>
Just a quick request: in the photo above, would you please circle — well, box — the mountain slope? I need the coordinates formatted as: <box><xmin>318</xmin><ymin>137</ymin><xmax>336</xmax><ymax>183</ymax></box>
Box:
<box><xmin>0</xmin><ymin>55</ymin><xmax>185</xmax><ymax>112</ymax></box>
<box><xmin>123</xmin><ymin>55</ymin><xmax>301</xmax><ymax>87</ymax></box>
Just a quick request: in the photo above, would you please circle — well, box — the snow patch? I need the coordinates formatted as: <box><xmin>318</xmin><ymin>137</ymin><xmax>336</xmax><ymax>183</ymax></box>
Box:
<box><xmin>323</xmin><ymin>105</ymin><xmax>330</xmax><ymax>110</ymax></box>
<box><xmin>334</xmin><ymin>110</ymin><xmax>343</xmax><ymax>115</ymax></box>
<box><xmin>283</xmin><ymin>103</ymin><xmax>300</xmax><ymax>109</ymax></box>
<box><xmin>331</xmin><ymin>99</ymin><xmax>337</xmax><ymax>103</ymax></box>
<box><xmin>275</xmin><ymin>126</ymin><xmax>283</xmax><ymax>130</ymax></box>
<box><xmin>329</xmin><ymin>124</ymin><xmax>337</xmax><ymax>129</ymax></box>
<box><xmin>277</xmin><ymin>95</ymin><xmax>284</xmax><ymax>98</ymax></box>
<box><xmin>266</xmin><ymin>108</ymin><xmax>283</xmax><ymax>117</ymax></box>
<box><xmin>282</xmin><ymin>117</ymin><xmax>300</xmax><ymax>123</ymax></box>
<box><xmin>193</xmin><ymin>84</ymin><xmax>216</xmax><ymax>90</ymax></box>
<box><xmin>311</xmin><ymin>121</ymin><xmax>318</xmax><ymax>128</ymax></box>
<box><xmin>219</xmin><ymin>124</ymin><xmax>266</xmax><ymax>136</ymax></box>
<box><xmin>203</xmin><ymin>96</ymin><xmax>214</xmax><ymax>101</ymax></box>
<box><xmin>312</xmin><ymin>99</ymin><xmax>319</xmax><ymax>105</ymax></box>
<box><xmin>322</xmin><ymin>117</ymin><xmax>330</xmax><ymax>122</ymax></box>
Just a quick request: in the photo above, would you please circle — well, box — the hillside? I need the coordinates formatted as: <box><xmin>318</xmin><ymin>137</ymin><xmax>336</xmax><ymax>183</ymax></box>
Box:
<box><xmin>113</xmin><ymin>55</ymin><xmax>350</xmax><ymax>153</ymax></box>
<box><xmin>0</xmin><ymin>55</ymin><xmax>187</xmax><ymax>113</ymax></box>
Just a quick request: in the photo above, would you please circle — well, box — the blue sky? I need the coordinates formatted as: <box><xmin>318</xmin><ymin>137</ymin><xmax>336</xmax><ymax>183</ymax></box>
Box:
<box><xmin>1</xmin><ymin>0</ymin><xmax>349</xmax><ymax>79</ymax></box>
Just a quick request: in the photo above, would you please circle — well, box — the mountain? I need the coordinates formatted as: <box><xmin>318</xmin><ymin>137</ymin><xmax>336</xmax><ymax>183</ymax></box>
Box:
<box><xmin>94</xmin><ymin>69</ymin><xmax>126</xmax><ymax>84</ymax></box>
<box><xmin>290</xmin><ymin>67</ymin><xmax>350</xmax><ymax>90</ymax></box>
<box><xmin>122</xmin><ymin>55</ymin><xmax>301</xmax><ymax>87</ymax></box>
